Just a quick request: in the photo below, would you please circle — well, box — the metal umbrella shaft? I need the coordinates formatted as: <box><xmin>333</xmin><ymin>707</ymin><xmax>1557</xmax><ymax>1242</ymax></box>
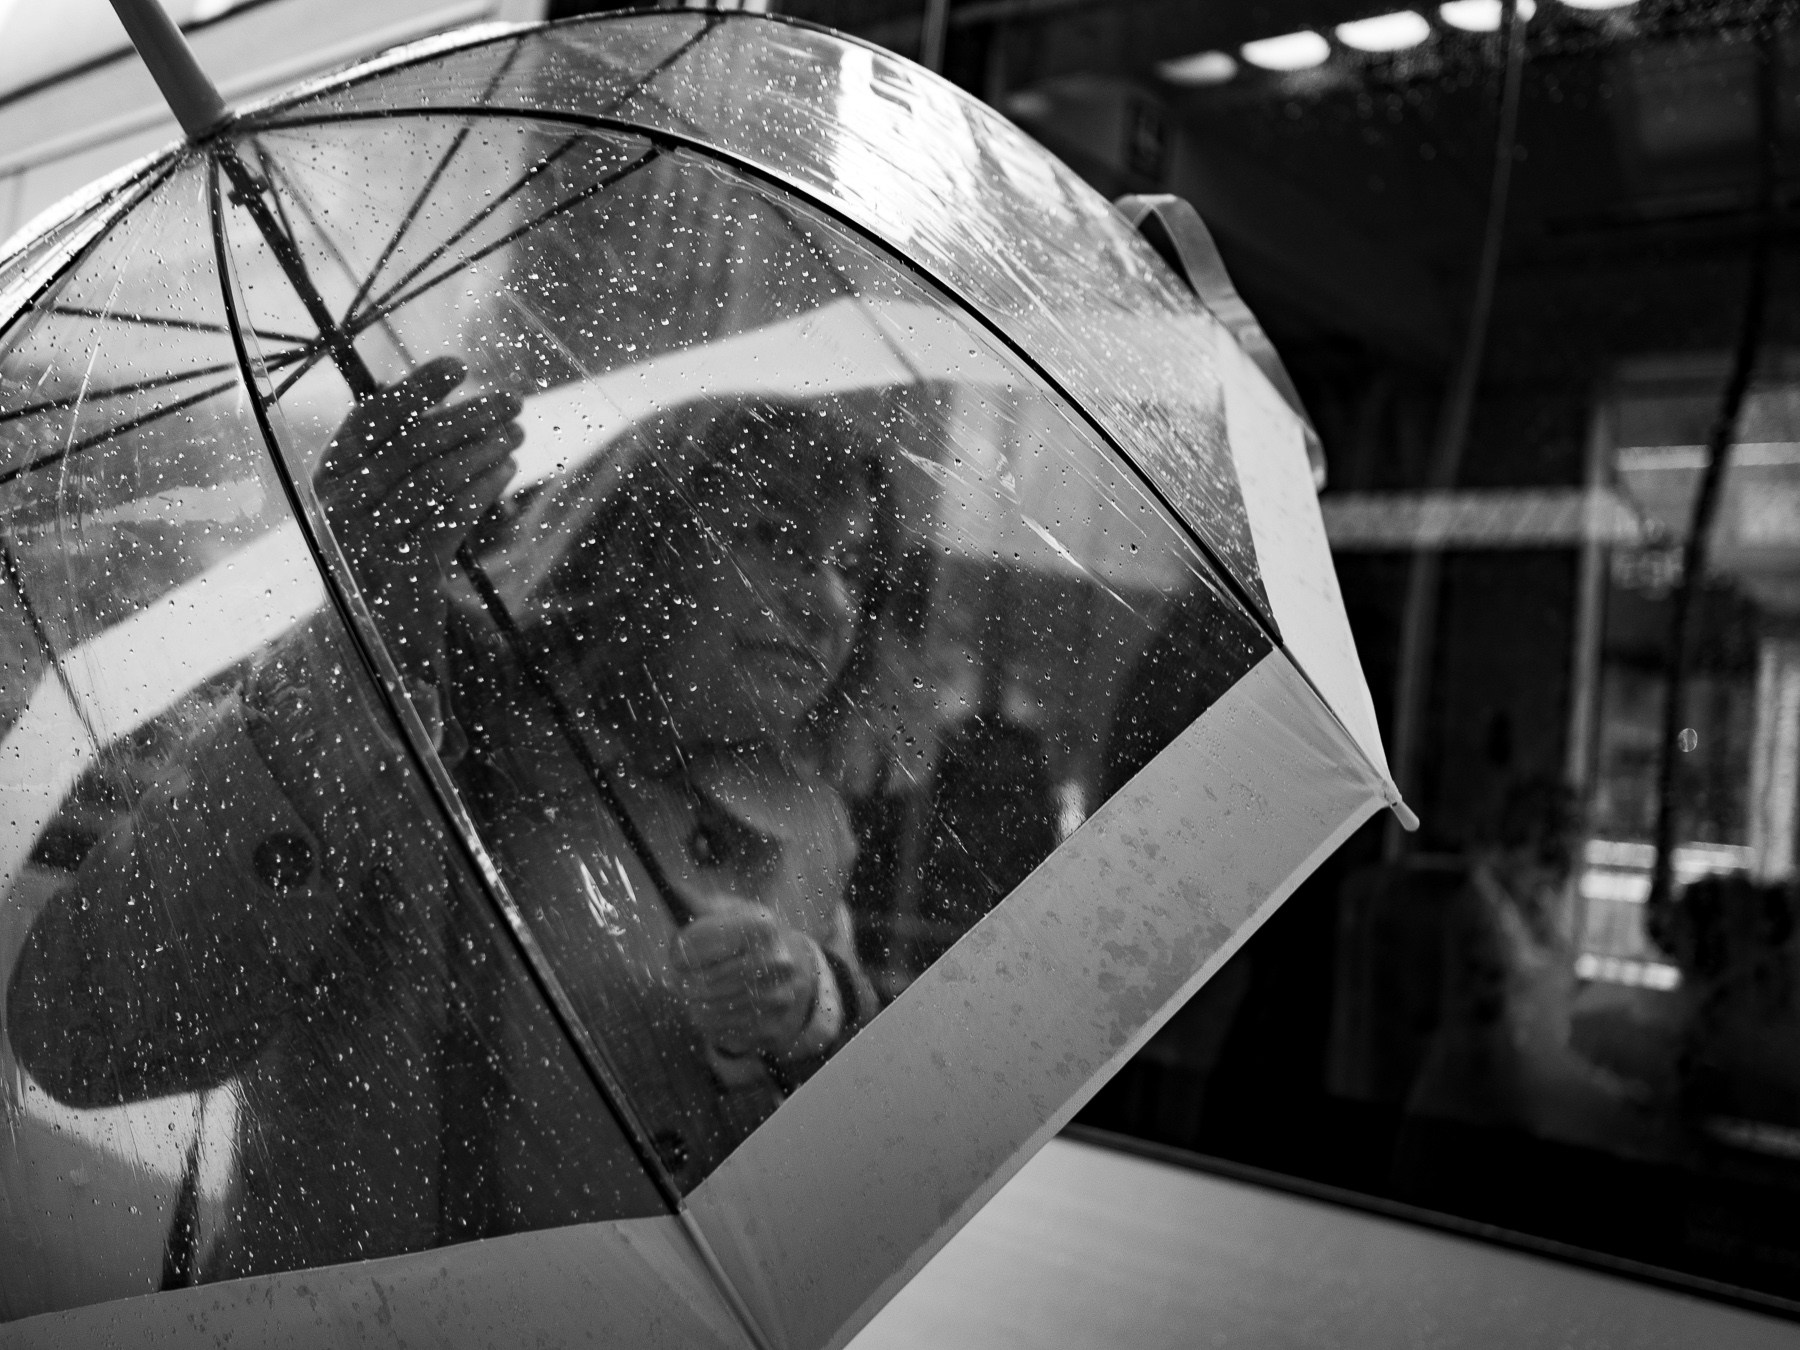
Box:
<box><xmin>106</xmin><ymin>0</ymin><xmax>230</xmax><ymax>139</ymax></box>
<box><xmin>100</xmin><ymin>0</ymin><xmax>718</xmax><ymax>1235</ymax></box>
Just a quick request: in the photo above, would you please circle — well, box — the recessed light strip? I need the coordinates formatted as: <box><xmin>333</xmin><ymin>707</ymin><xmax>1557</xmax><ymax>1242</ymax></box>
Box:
<box><xmin>1239</xmin><ymin>29</ymin><xmax>1332</xmax><ymax>71</ymax></box>
<box><xmin>1336</xmin><ymin>10</ymin><xmax>1432</xmax><ymax>51</ymax></box>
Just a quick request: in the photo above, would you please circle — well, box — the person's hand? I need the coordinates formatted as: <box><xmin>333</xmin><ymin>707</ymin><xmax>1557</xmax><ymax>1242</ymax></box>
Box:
<box><xmin>315</xmin><ymin>356</ymin><xmax>522</xmax><ymax>682</ymax></box>
<box><xmin>669</xmin><ymin>905</ymin><xmax>820</xmax><ymax>1058</ymax></box>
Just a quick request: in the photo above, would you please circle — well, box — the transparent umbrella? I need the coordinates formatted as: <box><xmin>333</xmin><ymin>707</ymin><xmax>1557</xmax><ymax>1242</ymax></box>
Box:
<box><xmin>0</xmin><ymin>9</ymin><xmax>1409</xmax><ymax>1345</ymax></box>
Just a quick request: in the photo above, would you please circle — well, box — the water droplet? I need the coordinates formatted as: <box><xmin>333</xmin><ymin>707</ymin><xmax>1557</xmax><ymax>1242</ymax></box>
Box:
<box><xmin>1677</xmin><ymin>727</ymin><xmax>1698</xmax><ymax>753</ymax></box>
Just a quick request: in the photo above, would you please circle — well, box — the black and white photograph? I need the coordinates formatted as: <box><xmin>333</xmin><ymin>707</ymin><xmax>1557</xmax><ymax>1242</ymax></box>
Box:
<box><xmin>0</xmin><ymin>1</ymin><xmax>1795</xmax><ymax>1346</ymax></box>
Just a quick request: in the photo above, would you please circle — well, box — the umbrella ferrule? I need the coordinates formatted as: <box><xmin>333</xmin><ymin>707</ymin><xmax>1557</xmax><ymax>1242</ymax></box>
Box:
<box><xmin>108</xmin><ymin>0</ymin><xmax>233</xmax><ymax>140</ymax></box>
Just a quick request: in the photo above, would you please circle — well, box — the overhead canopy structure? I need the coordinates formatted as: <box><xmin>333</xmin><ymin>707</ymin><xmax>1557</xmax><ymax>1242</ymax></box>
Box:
<box><xmin>0</xmin><ymin>11</ymin><xmax>1403</xmax><ymax>1347</ymax></box>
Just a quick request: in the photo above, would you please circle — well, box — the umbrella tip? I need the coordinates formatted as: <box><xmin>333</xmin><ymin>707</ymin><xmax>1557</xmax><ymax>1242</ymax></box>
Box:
<box><xmin>1388</xmin><ymin>799</ymin><xmax>1421</xmax><ymax>833</ymax></box>
<box><xmin>108</xmin><ymin>0</ymin><xmax>233</xmax><ymax>140</ymax></box>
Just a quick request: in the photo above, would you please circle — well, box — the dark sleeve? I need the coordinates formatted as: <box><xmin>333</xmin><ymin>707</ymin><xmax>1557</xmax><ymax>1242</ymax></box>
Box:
<box><xmin>7</xmin><ymin>695</ymin><xmax>340</xmax><ymax>1107</ymax></box>
<box><xmin>919</xmin><ymin>717</ymin><xmax>1058</xmax><ymax>927</ymax></box>
<box><xmin>7</xmin><ymin>643</ymin><xmax>451</xmax><ymax>1109</ymax></box>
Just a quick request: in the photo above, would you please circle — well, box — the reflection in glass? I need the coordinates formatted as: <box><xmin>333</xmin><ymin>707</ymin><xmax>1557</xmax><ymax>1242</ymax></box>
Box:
<box><xmin>1087</xmin><ymin>358</ymin><xmax>1800</xmax><ymax>1302</ymax></box>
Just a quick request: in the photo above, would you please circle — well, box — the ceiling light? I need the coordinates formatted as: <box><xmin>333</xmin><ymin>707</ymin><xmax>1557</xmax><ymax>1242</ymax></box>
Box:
<box><xmin>1240</xmin><ymin>30</ymin><xmax>1331</xmax><ymax>71</ymax></box>
<box><xmin>1156</xmin><ymin>50</ymin><xmax>1239</xmax><ymax>86</ymax></box>
<box><xmin>1336</xmin><ymin>10</ymin><xmax>1432</xmax><ymax>50</ymax></box>
<box><xmin>1004</xmin><ymin>89</ymin><xmax>1053</xmax><ymax>120</ymax></box>
<box><xmin>1438</xmin><ymin>0</ymin><xmax>1536</xmax><ymax>30</ymax></box>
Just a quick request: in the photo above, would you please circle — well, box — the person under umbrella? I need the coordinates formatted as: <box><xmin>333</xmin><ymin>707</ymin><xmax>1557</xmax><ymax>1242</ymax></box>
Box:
<box><xmin>8</xmin><ymin>356</ymin><xmax>883</xmax><ymax>1279</ymax></box>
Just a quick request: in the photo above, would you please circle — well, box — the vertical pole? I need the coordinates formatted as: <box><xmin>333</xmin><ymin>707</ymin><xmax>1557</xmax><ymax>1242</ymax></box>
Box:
<box><xmin>1565</xmin><ymin>395</ymin><xmax>1614</xmax><ymax>796</ymax></box>
<box><xmin>1560</xmin><ymin>395</ymin><xmax>1615</xmax><ymax>990</ymax></box>
<box><xmin>920</xmin><ymin>0</ymin><xmax>952</xmax><ymax>73</ymax></box>
<box><xmin>107</xmin><ymin>0</ymin><xmax>231</xmax><ymax>139</ymax></box>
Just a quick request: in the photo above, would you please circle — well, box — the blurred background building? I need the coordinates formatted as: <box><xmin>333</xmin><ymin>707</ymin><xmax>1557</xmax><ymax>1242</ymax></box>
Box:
<box><xmin>4</xmin><ymin>0</ymin><xmax>1798</xmax><ymax>1323</ymax></box>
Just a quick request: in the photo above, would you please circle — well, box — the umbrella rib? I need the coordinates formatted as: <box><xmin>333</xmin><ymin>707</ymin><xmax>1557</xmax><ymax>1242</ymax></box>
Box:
<box><xmin>251</xmin><ymin>144</ymin><xmax>418</xmax><ymax>368</ymax></box>
<box><xmin>349</xmin><ymin>147</ymin><xmax>660</xmax><ymax>341</ymax></box>
<box><xmin>0</xmin><ymin>362</ymin><xmax>241</xmax><ymax>427</ymax></box>
<box><xmin>0</xmin><ymin>154</ymin><xmax>183</xmax><ymax>358</ymax></box>
<box><xmin>261</xmin><ymin>342</ymin><xmax>317</xmax><ymax>372</ymax></box>
<box><xmin>586</xmin><ymin>12</ymin><xmax>722</xmax><ymax>121</ymax></box>
<box><xmin>321</xmin><ymin>11</ymin><xmax>704</xmax><ymax>334</ymax></box>
<box><xmin>0</xmin><ymin>534</ymin><xmax>105</xmax><ymax>753</ymax></box>
<box><xmin>254</xmin><ymin>146</ymin><xmax>311</xmax><ymax>275</ymax></box>
<box><xmin>269</xmin><ymin>345</ymin><xmax>330</xmax><ymax>399</ymax></box>
<box><xmin>215</xmin><ymin>146</ymin><xmax>379</xmax><ymax>400</ymax></box>
<box><xmin>202</xmin><ymin>154</ymin><xmax>693</xmax><ymax>1221</ymax></box>
<box><xmin>337</xmin><ymin>39</ymin><xmax>531</xmax><ymax>329</ymax></box>
<box><xmin>349</xmin><ymin>132</ymin><xmax>599</xmax><ymax>326</ymax></box>
<box><xmin>262</xmin><ymin>329</ymin><xmax>347</xmax><ymax>399</ymax></box>
<box><xmin>357</xmin><ymin>135</ymin><xmax>758</xmax><ymax>943</ymax></box>
<box><xmin>226</xmin><ymin>4</ymin><xmax>712</xmax><ymax>139</ymax></box>
<box><xmin>250</xmin><ymin>120</ymin><xmax>746</xmax><ymax>1083</ymax></box>
<box><xmin>570</xmin><ymin>110</ymin><xmax>1286</xmax><ymax>645</ymax></box>
<box><xmin>0</xmin><ymin>378</ymin><xmax>239</xmax><ymax>490</ymax></box>
<box><xmin>33</xmin><ymin>304</ymin><xmax>311</xmax><ymax>345</ymax></box>
<box><xmin>450</xmin><ymin>545</ymin><xmax>698</xmax><ymax>933</ymax></box>
<box><xmin>219</xmin><ymin>100</ymin><xmax>1279</xmax><ymax>638</ymax></box>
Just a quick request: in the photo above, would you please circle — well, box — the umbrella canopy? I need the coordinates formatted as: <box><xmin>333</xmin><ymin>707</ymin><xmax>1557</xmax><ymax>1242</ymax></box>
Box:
<box><xmin>0</xmin><ymin>11</ymin><xmax>1403</xmax><ymax>1346</ymax></box>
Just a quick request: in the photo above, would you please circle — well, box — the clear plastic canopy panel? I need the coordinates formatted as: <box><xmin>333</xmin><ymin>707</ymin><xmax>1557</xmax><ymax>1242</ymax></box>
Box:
<box><xmin>260</xmin><ymin>11</ymin><xmax>1273</xmax><ymax>628</ymax></box>
<box><xmin>0</xmin><ymin>12</ymin><xmax>1383</xmax><ymax>1342</ymax></box>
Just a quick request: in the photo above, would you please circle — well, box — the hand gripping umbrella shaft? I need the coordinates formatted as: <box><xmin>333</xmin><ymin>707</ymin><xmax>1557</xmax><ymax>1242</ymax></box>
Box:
<box><xmin>105</xmin><ymin>0</ymin><xmax>701</xmax><ymax>921</ymax></box>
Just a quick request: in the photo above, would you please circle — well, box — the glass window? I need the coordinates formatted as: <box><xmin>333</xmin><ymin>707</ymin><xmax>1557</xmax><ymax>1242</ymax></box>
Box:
<box><xmin>214</xmin><ymin>116</ymin><xmax>1270</xmax><ymax>1187</ymax></box>
<box><xmin>1578</xmin><ymin>366</ymin><xmax>1800</xmax><ymax>1108</ymax></box>
<box><xmin>0</xmin><ymin>161</ymin><xmax>661</xmax><ymax>1323</ymax></box>
<box><xmin>1033</xmin><ymin>0</ymin><xmax>1800</xmax><ymax>1315</ymax></box>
